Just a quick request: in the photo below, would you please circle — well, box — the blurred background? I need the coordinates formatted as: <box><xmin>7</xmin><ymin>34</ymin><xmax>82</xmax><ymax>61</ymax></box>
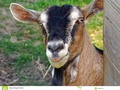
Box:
<box><xmin>0</xmin><ymin>0</ymin><xmax>103</xmax><ymax>85</ymax></box>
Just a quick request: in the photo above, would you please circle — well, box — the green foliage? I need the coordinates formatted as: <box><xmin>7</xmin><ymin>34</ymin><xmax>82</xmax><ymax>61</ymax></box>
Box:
<box><xmin>0</xmin><ymin>27</ymin><xmax>48</xmax><ymax>69</ymax></box>
<box><xmin>0</xmin><ymin>0</ymin><xmax>25</xmax><ymax>7</ymax></box>
<box><xmin>26</xmin><ymin>0</ymin><xmax>92</xmax><ymax>10</ymax></box>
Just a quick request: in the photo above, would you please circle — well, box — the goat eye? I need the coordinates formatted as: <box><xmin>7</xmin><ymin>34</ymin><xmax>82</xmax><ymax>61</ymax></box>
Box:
<box><xmin>76</xmin><ymin>17</ymin><xmax>84</xmax><ymax>23</ymax></box>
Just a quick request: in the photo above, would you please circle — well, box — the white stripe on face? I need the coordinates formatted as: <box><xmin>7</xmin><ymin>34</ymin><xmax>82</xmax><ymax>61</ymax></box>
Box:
<box><xmin>68</xmin><ymin>6</ymin><xmax>83</xmax><ymax>30</ymax></box>
<box><xmin>69</xmin><ymin>6</ymin><xmax>81</xmax><ymax>20</ymax></box>
<box><xmin>39</xmin><ymin>11</ymin><xmax>49</xmax><ymax>34</ymax></box>
<box><xmin>39</xmin><ymin>11</ymin><xmax>48</xmax><ymax>24</ymax></box>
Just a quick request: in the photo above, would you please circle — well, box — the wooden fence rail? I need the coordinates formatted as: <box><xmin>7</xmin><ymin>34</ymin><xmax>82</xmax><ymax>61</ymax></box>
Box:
<box><xmin>104</xmin><ymin>0</ymin><xmax>120</xmax><ymax>85</ymax></box>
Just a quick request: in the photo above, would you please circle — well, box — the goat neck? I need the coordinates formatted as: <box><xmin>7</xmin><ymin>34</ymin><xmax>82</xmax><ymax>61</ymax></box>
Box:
<box><xmin>63</xmin><ymin>26</ymin><xmax>103</xmax><ymax>86</ymax></box>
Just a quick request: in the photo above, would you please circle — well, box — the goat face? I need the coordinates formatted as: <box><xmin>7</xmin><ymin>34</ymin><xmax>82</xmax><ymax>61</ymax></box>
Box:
<box><xmin>10</xmin><ymin>3</ymin><xmax>84</xmax><ymax>68</ymax></box>
<box><xmin>39</xmin><ymin>5</ymin><xmax>84</xmax><ymax>68</ymax></box>
<box><xmin>10</xmin><ymin>0</ymin><xmax>103</xmax><ymax>68</ymax></box>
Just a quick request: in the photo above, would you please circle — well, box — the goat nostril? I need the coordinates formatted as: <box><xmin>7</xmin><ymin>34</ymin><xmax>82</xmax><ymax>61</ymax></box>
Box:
<box><xmin>48</xmin><ymin>45</ymin><xmax>52</xmax><ymax>51</ymax></box>
<box><xmin>57</xmin><ymin>44</ymin><xmax>64</xmax><ymax>51</ymax></box>
<box><xmin>48</xmin><ymin>44</ymin><xmax>64</xmax><ymax>52</ymax></box>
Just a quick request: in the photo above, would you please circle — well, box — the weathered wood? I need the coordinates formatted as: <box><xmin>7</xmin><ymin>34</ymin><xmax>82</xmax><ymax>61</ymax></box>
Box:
<box><xmin>104</xmin><ymin>0</ymin><xmax>120</xmax><ymax>85</ymax></box>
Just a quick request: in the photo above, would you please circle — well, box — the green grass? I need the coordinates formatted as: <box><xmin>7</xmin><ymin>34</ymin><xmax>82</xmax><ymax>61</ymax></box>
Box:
<box><xmin>0</xmin><ymin>0</ymin><xmax>103</xmax><ymax>85</ymax></box>
<box><xmin>87</xmin><ymin>13</ymin><xmax>103</xmax><ymax>49</ymax></box>
<box><xmin>0</xmin><ymin>23</ymin><xmax>48</xmax><ymax>69</ymax></box>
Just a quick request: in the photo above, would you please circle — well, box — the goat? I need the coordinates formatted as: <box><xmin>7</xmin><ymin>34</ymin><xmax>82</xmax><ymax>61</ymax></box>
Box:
<box><xmin>10</xmin><ymin>0</ymin><xmax>103</xmax><ymax>86</ymax></box>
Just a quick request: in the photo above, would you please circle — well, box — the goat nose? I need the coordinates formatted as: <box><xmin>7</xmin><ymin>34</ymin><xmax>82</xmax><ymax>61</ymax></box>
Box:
<box><xmin>48</xmin><ymin>44</ymin><xmax>64</xmax><ymax>52</ymax></box>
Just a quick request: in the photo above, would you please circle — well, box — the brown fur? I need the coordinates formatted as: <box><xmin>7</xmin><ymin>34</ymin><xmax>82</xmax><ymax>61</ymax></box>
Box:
<box><xmin>62</xmin><ymin>0</ymin><xmax>103</xmax><ymax>85</ymax></box>
<box><xmin>63</xmin><ymin>23</ymin><xmax>103</xmax><ymax>86</ymax></box>
<box><xmin>82</xmin><ymin>0</ymin><xmax>103</xmax><ymax>20</ymax></box>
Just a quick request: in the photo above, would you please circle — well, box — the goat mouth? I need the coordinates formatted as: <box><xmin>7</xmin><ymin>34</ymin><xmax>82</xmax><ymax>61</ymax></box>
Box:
<box><xmin>51</xmin><ymin>53</ymin><xmax>69</xmax><ymax>62</ymax></box>
<box><xmin>52</xmin><ymin>58</ymin><xmax>62</xmax><ymax>63</ymax></box>
<box><xmin>49</xmin><ymin>53</ymin><xmax>69</xmax><ymax>68</ymax></box>
<box><xmin>51</xmin><ymin>53</ymin><xmax>68</xmax><ymax>63</ymax></box>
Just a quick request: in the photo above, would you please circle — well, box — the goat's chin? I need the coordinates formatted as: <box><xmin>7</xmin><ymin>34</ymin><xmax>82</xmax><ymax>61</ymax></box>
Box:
<box><xmin>48</xmin><ymin>54</ymin><xmax>69</xmax><ymax>68</ymax></box>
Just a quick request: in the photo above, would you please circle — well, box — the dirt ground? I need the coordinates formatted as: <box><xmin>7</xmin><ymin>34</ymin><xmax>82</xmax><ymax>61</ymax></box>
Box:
<box><xmin>0</xmin><ymin>8</ymin><xmax>51</xmax><ymax>86</ymax></box>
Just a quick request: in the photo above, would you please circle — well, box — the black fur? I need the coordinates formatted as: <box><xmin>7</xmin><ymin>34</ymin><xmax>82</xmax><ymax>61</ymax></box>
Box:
<box><xmin>52</xmin><ymin>68</ymin><xmax>64</xmax><ymax>86</ymax></box>
<box><xmin>52</xmin><ymin>54</ymin><xmax>79</xmax><ymax>86</ymax></box>
<box><xmin>47</xmin><ymin>5</ymin><xmax>73</xmax><ymax>42</ymax></box>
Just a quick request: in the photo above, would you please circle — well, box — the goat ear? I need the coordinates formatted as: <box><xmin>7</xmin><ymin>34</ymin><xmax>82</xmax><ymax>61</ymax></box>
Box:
<box><xmin>82</xmin><ymin>0</ymin><xmax>103</xmax><ymax>20</ymax></box>
<box><xmin>10</xmin><ymin>3</ymin><xmax>40</xmax><ymax>23</ymax></box>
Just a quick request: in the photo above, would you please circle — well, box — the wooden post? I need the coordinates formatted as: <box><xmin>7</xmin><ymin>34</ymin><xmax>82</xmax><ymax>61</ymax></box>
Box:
<box><xmin>104</xmin><ymin>0</ymin><xmax>120</xmax><ymax>85</ymax></box>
